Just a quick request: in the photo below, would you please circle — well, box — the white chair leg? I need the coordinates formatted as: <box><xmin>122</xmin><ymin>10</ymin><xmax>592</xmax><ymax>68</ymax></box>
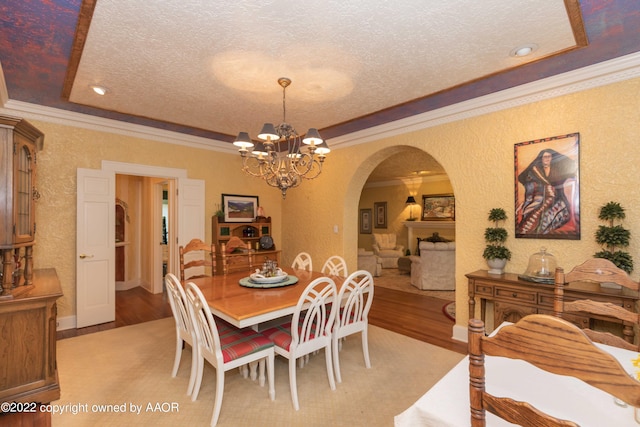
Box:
<box><xmin>289</xmin><ymin>356</ymin><xmax>300</xmax><ymax>411</ymax></box>
<box><xmin>332</xmin><ymin>335</ymin><xmax>342</xmax><ymax>383</ymax></box>
<box><xmin>239</xmin><ymin>364</ymin><xmax>249</xmax><ymax>378</ymax></box>
<box><xmin>324</xmin><ymin>346</ymin><xmax>336</xmax><ymax>391</ymax></box>
<box><xmin>248</xmin><ymin>361</ymin><xmax>259</xmax><ymax>381</ymax></box>
<box><xmin>171</xmin><ymin>336</ymin><xmax>183</xmax><ymax>377</ymax></box>
<box><xmin>362</xmin><ymin>328</ymin><xmax>371</xmax><ymax>368</ymax></box>
<box><xmin>257</xmin><ymin>359</ymin><xmax>265</xmax><ymax>387</ymax></box>
<box><xmin>210</xmin><ymin>368</ymin><xmax>225</xmax><ymax>427</ymax></box>
<box><xmin>191</xmin><ymin>356</ymin><xmax>205</xmax><ymax>402</ymax></box>
<box><xmin>187</xmin><ymin>343</ymin><xmax>198</xmax><ymax>395</ymax></box>
<box><xmin>266</xmin><ymin>354</ymin><xmax>275</xmax><ymax>401</ymax></box>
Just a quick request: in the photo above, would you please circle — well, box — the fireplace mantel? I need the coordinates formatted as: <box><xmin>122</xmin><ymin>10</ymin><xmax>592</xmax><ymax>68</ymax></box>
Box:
<box><xmin>403</xmin><ymin>221</ymin><xmax>455</xmax><ymax>253</ymax></box>
<box><xmin>403</xmin><ymin>221</ymin><xmax>455</xmax><ymax>230</ymax></box>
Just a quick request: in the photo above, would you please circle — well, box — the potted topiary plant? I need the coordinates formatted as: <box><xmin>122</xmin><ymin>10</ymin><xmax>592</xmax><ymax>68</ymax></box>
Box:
<box><xmin>483</xmin><ymin>208</ymin><xmax>512</xmax><ymax>274</ymax></box>
<box><xmin>594</xmin><ymin>201</ymin><xmax>633</xmax><ymax>274</ymax></box>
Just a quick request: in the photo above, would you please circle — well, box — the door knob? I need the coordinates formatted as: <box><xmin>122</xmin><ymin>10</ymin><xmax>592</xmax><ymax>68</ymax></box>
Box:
<box><xmin>79</xmin><ymin>254</ymin><xmax>94</xmax><ymax>259</ymax></box>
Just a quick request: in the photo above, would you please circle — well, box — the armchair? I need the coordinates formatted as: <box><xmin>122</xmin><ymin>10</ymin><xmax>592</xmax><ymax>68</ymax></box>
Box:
<box><xmin>372</xmin><ymin>233</ymin><xmax>404</xmax><ymax>269</ymax></box>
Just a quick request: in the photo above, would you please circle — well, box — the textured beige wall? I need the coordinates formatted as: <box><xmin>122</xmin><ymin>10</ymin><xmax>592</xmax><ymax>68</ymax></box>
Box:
<box><xmin>32</xmin><ymin>122</ymin><xmax>282</xmax><ymax>319</ymax></box>
<box><xmin>28</xmin><ymin>76</ymin><xmax>640</xmax><ymax>329</ymax></box>
<box><xmin>282</xmin><ymin>77</ymin><xmax>640</xmax><ymax>329</ymax></box>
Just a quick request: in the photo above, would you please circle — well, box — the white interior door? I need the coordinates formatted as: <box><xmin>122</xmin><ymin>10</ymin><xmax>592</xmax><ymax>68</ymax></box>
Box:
<box><xmin>178</xmin><ymin>178</ymin><xmax>205</xmax><ymax>246</ymax></box>
<box><xmin>76</xmin><ymin>168</ymin><xmax>115</xmax><ymax>328</ymax></box>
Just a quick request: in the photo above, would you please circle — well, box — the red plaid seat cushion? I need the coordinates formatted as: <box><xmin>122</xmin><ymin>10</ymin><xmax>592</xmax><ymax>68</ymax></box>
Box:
<box><xmin>262</xmin><ymin>320</ymin><xmax>323</xmax><ymax>351</ymax></box>
<box><xmin>216</xmin><ymin>321</ymin><xmax>273</xmax><ymax>363</ymax></box>
<box><xmin>262</xmin><ymin>323</ymin><xmax>294</xmax><ymax>351</ymax></box>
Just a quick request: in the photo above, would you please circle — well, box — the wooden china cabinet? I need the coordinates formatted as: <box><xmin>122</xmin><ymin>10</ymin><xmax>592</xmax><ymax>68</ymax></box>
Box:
<box><xmin>0</xmin><ymin>115</ymin><xmax>62</xmax><ymax>425</ymax></box>
<box><xmin>212</xmin><ymin>216</ymin><xmax>281</xmax><ymax>274</ymax></box>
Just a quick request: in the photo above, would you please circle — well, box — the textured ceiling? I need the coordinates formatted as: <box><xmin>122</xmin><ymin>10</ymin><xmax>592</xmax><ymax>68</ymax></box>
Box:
<box><xmin>69</xmin><ymin>0</ymin><xmax>576</xmax><ymax>141</ymax></box>
<box><xmin>2</xmin><ymin>1</ymin><xmax>640</xmax><ymax>181</ymax></box>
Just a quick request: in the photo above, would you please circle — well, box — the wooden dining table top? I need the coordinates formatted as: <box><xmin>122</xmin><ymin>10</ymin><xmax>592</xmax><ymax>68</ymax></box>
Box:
<box><xmin>189</xmin><ymin>267</ymin><xmax>344</xmax><ymax>329</ymax></box>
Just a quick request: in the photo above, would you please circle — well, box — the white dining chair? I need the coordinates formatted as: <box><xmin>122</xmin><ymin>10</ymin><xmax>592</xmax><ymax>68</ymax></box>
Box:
<box><xmin>332</xmin><ymin>270</ymin><xmax>374</xmax><ymax>383</ymax></box>
<box><xmin>291</xmin><ymin>252</ymin><xmax>313</xmax><ymax>271</ymax></box>
<box><xmin>165</xmin><ymin>273</ymin><xmax>198</xmax><ymax>395</ymax></box>
<box><xmin>321</xmin><ymin>255</ymin><xmax>348</xmax><ymax>277</ymax></box>
<box><xmin>262</xmin><ymin>277</ymin><xmax>338</xmax><ymax>410</ymax></box>
<box><xmin>185</xmin><ymin>282</ymin><xmax>275</xmax><ymax>426</ymax></box>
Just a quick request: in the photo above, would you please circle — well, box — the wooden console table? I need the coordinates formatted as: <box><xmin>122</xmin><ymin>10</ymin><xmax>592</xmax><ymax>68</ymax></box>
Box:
<box><xmin>467</xmin><ymin>270</ymin><xmax>639</xmax><ymax>342</ymax></box>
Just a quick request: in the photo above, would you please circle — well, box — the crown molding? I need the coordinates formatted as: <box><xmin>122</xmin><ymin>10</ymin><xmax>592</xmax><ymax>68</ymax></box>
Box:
<box><xmin>329</xmin><ymin>51</ymin><xmax>640</xmax><ymax>148</ymax></box>
<box><xmin>1</xmin><ymin>51</ymin><xmax>639</xmax><ymax>152</ymax></box>
<box><xmin>0</xmin><ymin>99</ymin><xmax>237</xmax><ymax>154</ymax></box>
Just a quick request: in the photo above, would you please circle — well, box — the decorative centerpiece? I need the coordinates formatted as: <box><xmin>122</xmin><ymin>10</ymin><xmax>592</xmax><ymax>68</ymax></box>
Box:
<box><xmin>250</xmin><ymin>259</ymin><xmax>287</xmax><ymax>284</ymax></box>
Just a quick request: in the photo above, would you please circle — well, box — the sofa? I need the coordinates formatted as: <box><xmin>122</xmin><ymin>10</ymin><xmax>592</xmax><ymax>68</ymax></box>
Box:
<box><xmin>357</xmin><ymin>248</ymin><xmax>382</xmax><ymax>277</ymax></box>
<box><xmin>372</xmin><ymin>233</ymin><xmax>404</xmax><ymax>269</ymax></box>
<box><xmin>409</xmin><ymin>241</ymin><xmax>455</xmax><ymax>290</ymax></box>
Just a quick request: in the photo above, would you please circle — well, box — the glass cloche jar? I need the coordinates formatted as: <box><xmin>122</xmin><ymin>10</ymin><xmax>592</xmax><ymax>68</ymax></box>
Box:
<box><xmin>519</xmin><ymin>247</ymin><xmax>557</xmax><ymax>284</ymax></box>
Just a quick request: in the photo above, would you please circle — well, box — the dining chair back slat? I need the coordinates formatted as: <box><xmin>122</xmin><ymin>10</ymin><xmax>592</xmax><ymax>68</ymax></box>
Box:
<box><xmin>321</xmin><ymin>255</ymin><xmax>348</xmax><ymax>277</ymax></box>
<box><xmin>468</xmin><ymin>314</ymin><xmax>640</xmax><ymax>427</ymax></box>
<box><xmin>554</xmin><ymin>259</ymin><xmax>640</xmax><ymax>351</ymax></box>
<box><xmin>179</xmin><ymin>238</ymin><xmax>215</xmax><ymax>282</ymax></box>
<box><xmin>184</xmin><ymin>282</ymin><xmax>275</xmax><ymax>426</ymax></box>
<box><xmin>164</xmin><ymin>273</ymin><xmax>198</xmax><ymax>395</ymax></box>
<box><xmin>220</xmin><ymin>241</ymin><xmax>254</xmax><ymax>275</ymax></box>
<box><xmin>332</xmin><ymin>270</ymin><xmax>374</xmax><ymax>383</ymax></box>
<box><xmin>291</xmin><ymin>252</ymin><xmax>313</xmax><ymax>271</ymax></box>
<box><xmin>262</xmin><ymin>277</ymin><xmax>338</xmax><ymax>410</ymax></box>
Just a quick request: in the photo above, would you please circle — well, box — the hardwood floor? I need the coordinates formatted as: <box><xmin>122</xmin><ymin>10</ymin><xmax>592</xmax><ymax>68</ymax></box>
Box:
<box><xmin>370</xmin><ymin>286</ymin><xmax>467</xmax><ymax>354</ymax></box>
<box><xmin>56</xmin><ymin>286</ymin><xmax>173</xmax><ymax>340</ymax></box>
<box><xmin>57</xmin><ymin>281</ymin><xmax>468</xmax><ymax>354</ymax></box>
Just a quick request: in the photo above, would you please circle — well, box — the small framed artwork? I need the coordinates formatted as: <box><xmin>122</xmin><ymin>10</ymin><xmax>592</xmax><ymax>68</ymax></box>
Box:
<box><xmin>514</xmin><ymin>133</ymin><xmax>580</xmax><ymax>240</ymax></box>
<box><xmin>422</xmin><ymin>194</ymin><xmax>455</xmax><ymax>221</ymax></box>
<box><xmin>374</xmin><ymin>202</ymin><xmax>387</xmax><ymax>228</ymax></box>
<box><xmin>222</xmin><ymin>194</ymin><xmax>259</xmax><ymax>223</ymax></box>
<box><xmin>360</xmin><ymin>208</ymin><xmax>372</xmax><ymax>234</ymax></box>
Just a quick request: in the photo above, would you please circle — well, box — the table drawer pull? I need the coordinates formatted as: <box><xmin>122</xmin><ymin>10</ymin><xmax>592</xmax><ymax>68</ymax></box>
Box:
<box><xmin>495</xmin><ymin>287</ymin><xmax>536</xmax><ymax>303</ymax></box>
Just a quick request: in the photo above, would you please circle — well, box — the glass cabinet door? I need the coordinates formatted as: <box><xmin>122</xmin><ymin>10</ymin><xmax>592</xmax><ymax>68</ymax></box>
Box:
<box><xmin>14</xmin><ymin>139</ymin><xmax>35</xmax><ymax>243</ymax></box>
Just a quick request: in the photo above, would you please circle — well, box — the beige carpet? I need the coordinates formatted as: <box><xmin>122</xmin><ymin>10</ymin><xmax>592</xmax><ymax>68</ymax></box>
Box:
<box><xmin>53</xmin><ymin>318</ymin><xmax>464</xmax><ymax>427</ymax></box>
<box><xmin>374</xmin><ymin>268</ymin><xmax>456</xmax><ymax>301</ymax></box>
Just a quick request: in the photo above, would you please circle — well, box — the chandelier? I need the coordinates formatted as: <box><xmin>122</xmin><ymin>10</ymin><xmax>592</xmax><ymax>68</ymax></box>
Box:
<box><xmin>233</xmin><ymin>77</ymin><xmax>329</xmax><ymax>199</ymax></box>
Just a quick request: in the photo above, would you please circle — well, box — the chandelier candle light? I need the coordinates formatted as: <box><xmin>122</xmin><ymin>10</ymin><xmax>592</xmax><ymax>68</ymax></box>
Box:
<box><xmin>233</xmin><ymin>77</ymin><xmax>330</xmax><ymax>199</ymax></box>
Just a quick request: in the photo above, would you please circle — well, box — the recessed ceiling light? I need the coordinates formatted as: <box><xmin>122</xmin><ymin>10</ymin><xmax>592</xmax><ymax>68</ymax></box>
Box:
<box><xmin>509</xmin><ymin>43</ymin><xmax>538</xmax><ymax>58</ymax></box>
<box><xmin>90</xmin><ymin>85</ymin><xmax>108</xmax><ymax>95</ymax></box>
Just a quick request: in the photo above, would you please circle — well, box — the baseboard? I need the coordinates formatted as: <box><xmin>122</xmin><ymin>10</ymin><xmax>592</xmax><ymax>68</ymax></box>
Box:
<box><xmin>116</xmin><ymin>279</ymin><xmax>141</xmax><ymax>291</ymax></box>
<box><xmin>452</xmin><ymin>324</ymin><xmax>467</xmax><ymax>343</ymax></box>
<box><xmin>57</xmin><ymin>315</ymin><xmax>77</xmax><ymax>331</ymax></box>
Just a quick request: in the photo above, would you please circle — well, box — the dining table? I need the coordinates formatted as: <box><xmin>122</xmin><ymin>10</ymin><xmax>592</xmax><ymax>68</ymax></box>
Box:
<box><xmin>189</xmin><ymin>267</ymin><xmax>345</xmax><ymax>330</ymax></box>
<box><xmin>394</xmin><ymin>322</ymin><xmax>640</xmax><ymax>426</ymax></box>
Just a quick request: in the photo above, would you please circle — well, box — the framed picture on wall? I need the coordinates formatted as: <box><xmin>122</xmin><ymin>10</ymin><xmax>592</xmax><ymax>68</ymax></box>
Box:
<box><xmin>422</xmin><ymin>194</ymin><xmax>455</xmax><ymax>221</ymax></box>
<box><xmin>374</xmin><ymin>202</ymin><xmax>387</xmax><ymax>228</ymax></box>
<box><xmin>222</xmin><ymin>194</ymin><xmax>259</xmax><ymax>223</ymax></box>
<box><xmin>514</xmin><ymin>133</ymin><xmax>580</xmax><ymax>240</ymax></box>
<box><xmin>360</xmin><ymin>208</ymin><xmax>372</xmax><ymax>234</ymax></box>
